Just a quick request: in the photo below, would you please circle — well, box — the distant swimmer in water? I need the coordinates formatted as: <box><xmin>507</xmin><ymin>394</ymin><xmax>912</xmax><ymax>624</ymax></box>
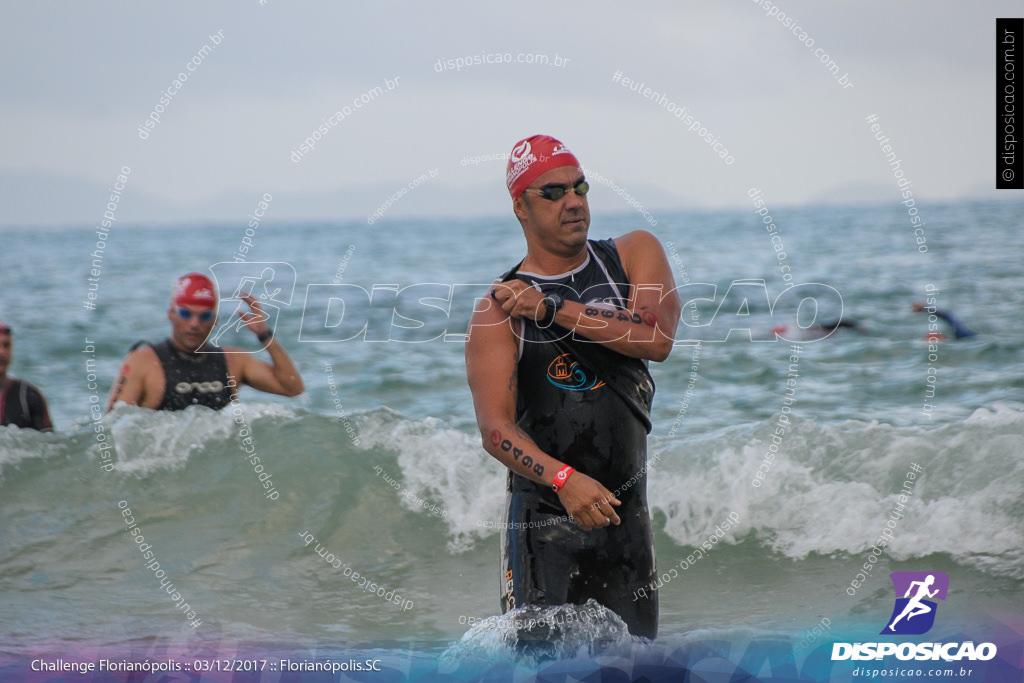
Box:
<box><xmin>0</xmin><ymin>321</ymin><xmax>53</xmax><ymax>431</ymax></box>
<box><xmin>771</xmin><ymin>317</ymin><xmax>864</xmax><ymax>340</ymax></box>
<box><xmin>815</xmin><ymin>318</ymin><xmax>864</xmax><ymax>333</ymax></box>
<box><xmin>465</xmin><ymin>135</ymin><xmax>681</xmax><ymax>641</ymax></box>
<box><xmin>912</xmin><ymin>301</ymin><xmax>976</xmax><ymax>340</ymax></box>
<box><xmin>106</xmin><ymin>272</ymin><xmax>303</xmax><ymax>412</ymax></box>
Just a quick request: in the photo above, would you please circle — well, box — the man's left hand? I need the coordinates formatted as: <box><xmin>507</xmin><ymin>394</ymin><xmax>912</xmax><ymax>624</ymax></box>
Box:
<box><xmin>492</xmin><ymin>281</ymin><xmax>546</xmax><ymax>321</ymax></box>
<box><xmin>236</xmin><ymin>292</ymin><xmax>270</xmax><ymax>336</ymax></box>
<box><xmin>556</xmin><ymin>472</ymin><xmax>622</xmax><ymax>531</ymax></box>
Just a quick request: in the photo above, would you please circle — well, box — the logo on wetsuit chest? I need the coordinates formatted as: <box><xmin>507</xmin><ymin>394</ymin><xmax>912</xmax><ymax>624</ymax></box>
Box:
<box><xmin>174</xmin><ymin>380</ymin><xmax>225</xmax><ymax>394</ymax></box>
<box><xmin>546</xmin><ymin>353</ymin><xmax>605</xmax><ymax>391</ymax></box>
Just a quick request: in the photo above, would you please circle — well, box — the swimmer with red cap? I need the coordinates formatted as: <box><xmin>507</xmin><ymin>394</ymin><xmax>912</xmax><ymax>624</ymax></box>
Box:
<box><xmin>911</xmin><ymin>301</ymin><xmax>976</xmax><ymax>340</ymax></box>
<box><xmin>466</xmin><ymin>134</ymin><xmax>682</xmax><ymax>641</ymax></box>
<box><xmin>106</xmin><ymin>272</ymin><xmax>303</xmax><ymax>412</ymax></box>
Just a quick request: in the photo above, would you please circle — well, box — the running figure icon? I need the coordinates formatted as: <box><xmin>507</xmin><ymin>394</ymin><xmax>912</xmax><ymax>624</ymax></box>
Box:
<box><xmin>210</xmin><ymin>267</ymin><xmax>280</xmax><ymax>347</ymax></box>
<box><xmin>888</xmin><ymin>574</ymin><xmax>939</xmax><ymax>631</ymax></box>
<box><xmin>880</xmin><ymin>570</ymin><xmax>948</xmax><ymax>635</ymax></box>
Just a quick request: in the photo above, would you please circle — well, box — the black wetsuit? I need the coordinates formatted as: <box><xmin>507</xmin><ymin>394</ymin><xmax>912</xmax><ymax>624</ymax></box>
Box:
<box><xmin>147</xmin><ymin>338</ymin><xmax>233</xmax><ymax>411</ymax></box>
<box><xmin>818</xmin><ymin>319</ymin><xmax>860</xmax><ymax>333</ymax></box>
<box><xmin>498</xmin><ymin>238</ymin><xmax>659</xmax><ymax>639</ymax></box>
<box><xmin>0</xmin><ymin>377</ymin><xmax>53</xmax><ymax>431</ymax></box>
<box><xmin>934</xmin><ymin>309</ymin><xmax>977</xmax><ymax>339</ymax></box>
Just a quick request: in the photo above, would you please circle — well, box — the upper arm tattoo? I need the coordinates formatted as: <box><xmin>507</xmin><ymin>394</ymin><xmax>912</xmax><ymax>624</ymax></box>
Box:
<box><xmin>508</xmin><ymin>348</ymin><xmax>518</xmax><ymax>395</ymax></box>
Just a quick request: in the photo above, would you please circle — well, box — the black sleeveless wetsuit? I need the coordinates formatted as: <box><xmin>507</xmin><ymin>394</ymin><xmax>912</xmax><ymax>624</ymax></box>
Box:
<box><xmin>498</xmin><ymin>238</ymin><xmax>659</xmax><ymax>639</ymax></box>
<box><xmin>147</xmin><ymin>339</ymin><xmax>233</xmax><ymax>411</ymax></box>
<box><xmin>0</xmin><ymin>378</ymin><xmax>53</xmax><ymax>431</ymax></box>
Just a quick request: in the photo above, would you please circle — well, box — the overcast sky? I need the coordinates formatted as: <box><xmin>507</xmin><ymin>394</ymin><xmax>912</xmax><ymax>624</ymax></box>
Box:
<box><xmin>1</xmin><ymin>1</ymin><xmax>1019</xmax><ymax>226</ymax></box>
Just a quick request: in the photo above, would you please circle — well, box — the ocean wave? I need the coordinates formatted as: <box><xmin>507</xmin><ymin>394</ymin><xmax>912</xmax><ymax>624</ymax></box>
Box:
<box><xmin>647</xmin><ymin>402</ymin><xmax>1024</xmax><ymax>578</ymax></box>
<box><xmin>1</xmin><ymin>403</ymin><xmax>1021</xmax><ymax>579</ymax></box>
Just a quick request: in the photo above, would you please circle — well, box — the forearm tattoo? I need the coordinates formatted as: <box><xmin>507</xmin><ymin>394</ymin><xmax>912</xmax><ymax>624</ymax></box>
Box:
<box><xmin>491</xmin><ymin>428</ymin><xmax>545</xmax><ymax>477</ymax></box>
<box><xmin>584</xmin><ymin>307</ymin><xmax>645</xmax><ymax>325</ymax></box>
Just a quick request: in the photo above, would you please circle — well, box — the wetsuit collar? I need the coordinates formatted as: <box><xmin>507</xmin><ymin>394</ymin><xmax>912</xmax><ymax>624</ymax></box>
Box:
<box><xmin>165</xmin><ymin>337</ymin><xmax>213</xmax><ymax>362</ymax></box>
<box><xmin>517</xmin><ymin>250</ymin><xmax>592</xmax><ymax>281</ymax></box>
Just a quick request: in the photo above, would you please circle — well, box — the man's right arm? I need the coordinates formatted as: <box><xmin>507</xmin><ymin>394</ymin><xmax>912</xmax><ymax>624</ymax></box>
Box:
<box><xmin>465</xmin><ymin>291</ymin><xmax>622</xmax><ymax>531</ymax></box>
<box><xmin>105</xmin><ymin>347</ymin><xmax>155</xmax><ymax>413</ymax></box>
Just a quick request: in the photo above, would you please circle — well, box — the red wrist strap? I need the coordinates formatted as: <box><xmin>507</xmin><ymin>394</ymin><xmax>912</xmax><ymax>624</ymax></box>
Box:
<box><xmin>551</xmin><ymin>465</ymin><xmax>575</xmax><ymax>492</ymax></box>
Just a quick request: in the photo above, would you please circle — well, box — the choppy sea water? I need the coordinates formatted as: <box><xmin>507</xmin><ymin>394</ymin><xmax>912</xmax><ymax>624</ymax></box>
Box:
<box><xmin>1</xmin><ymin>199</ymin><xmax>1022</xmax><ymax>680</ymax></box>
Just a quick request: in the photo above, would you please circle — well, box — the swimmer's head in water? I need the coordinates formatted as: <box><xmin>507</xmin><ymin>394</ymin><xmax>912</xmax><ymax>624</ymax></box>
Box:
<box><xmin>171</xmin><ymin>273</ymin><xmax>217</xmax><ymax>309</ymax></box>
<box><xmin>506</xmin><ymin>135</ymin><xmax>582</xmax><ymax>200</ymax></box>
<box><xmin>168</xmin><ymin>273</ymin><xmax>217</xmax><ymax>352</ymax></box>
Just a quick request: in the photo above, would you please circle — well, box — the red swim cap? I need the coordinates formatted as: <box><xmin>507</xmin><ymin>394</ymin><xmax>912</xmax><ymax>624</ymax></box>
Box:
<box><xmin>506</xmin><ymin>135</ymin><xmax>582</xmax><ymax>199</ymax></box>
<box><xmin>171</xmin><ymin>273</ymin><xmax>217</xmax><ymax>308</ymax></box>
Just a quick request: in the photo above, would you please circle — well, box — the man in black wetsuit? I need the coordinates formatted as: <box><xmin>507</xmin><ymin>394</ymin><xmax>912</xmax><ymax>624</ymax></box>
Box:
<box><xmin>465</xmin><ymin>135</ymin><xmax>681</xmax><ymax>639</ymax></box>
<box><xmin>106</xmin><ymin>272</ymin><xmax>303</xmax><ymax>412</ymax></box>
<box><xmin>912</xmin><ymin>301</ymin><xmax>977</xmax><ymax>340</ymax></box>
<box><xmin>0</xmin><ymin>321</ymin><xmax>53</xmax><ymax>431</ymax></box>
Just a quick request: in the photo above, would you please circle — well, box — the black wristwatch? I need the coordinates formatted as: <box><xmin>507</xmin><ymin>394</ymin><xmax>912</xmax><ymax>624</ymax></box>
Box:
<box><xmin>257</xmin><ymin>329</ymin><xmax>274</xmax><ymax>343</ymax></box>
<box><xmin>538</xmin><ymin>293</ymin><xmax>565</xmax><ymax>328</ymax></box>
